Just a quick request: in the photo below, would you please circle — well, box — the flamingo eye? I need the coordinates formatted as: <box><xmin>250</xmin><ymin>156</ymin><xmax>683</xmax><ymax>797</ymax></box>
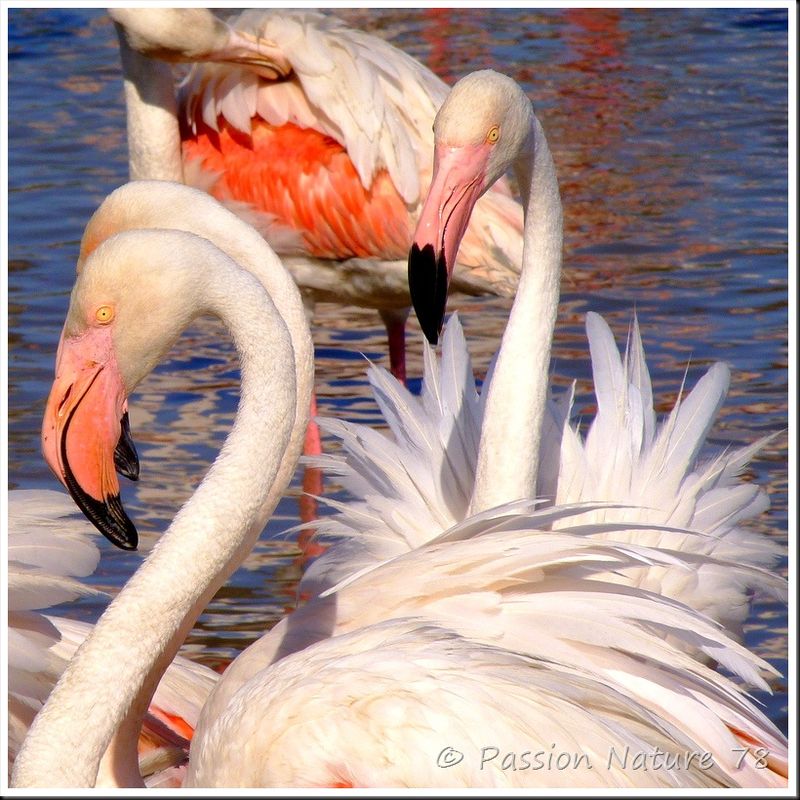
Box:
<box><xmin>486</xmin><ymin>126</ymin><xmax>500</xmax><ymax>144</ymax></box>
<box><xmin>95</xmin><ymin>305</ymin><xmax>114</xmax><ymax>324</ymax></box>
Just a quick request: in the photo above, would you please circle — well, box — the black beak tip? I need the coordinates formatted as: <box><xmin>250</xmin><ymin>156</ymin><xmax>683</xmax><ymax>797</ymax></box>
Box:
<box><xmin>83</xmin><ymin>490</ymin><xmax>138</xmax><ymax>550</ymax></box>
<box><xmin>60</xmin><ymin>396</ymin><xmax>139</xmax><ymax>551</ymax></box>
<box><xmin>66</xmin><ymin>481</ymin><xmax>139</xmax><ymax>551</ymax></box>
<box><xmin>96</xmin><ymin>496</ymin><xmax>139</xmax><ymax>551</ymax></box>
<box><xmin>408</xmin><ymin>243</ymin><xmax>448</xmax><ymax>346</ymax></box>
<box><xmin>100</xmin><ymin>495</ymin><xmax>139</xmax><ymax>550</ymax></box>
<box><xmin>421</xmin><ymin>316</ymin><xmax>442</xmax><ymax>347</ymax></box>
<box><xmin>61</xmin><ymin>450</ymin><xmax>138</xmax><ymax>551</ymax></box>
<box><xmin>114</xmin><ymin>412</ymin><xmax>140</xmax><ymax>482</ymax></box>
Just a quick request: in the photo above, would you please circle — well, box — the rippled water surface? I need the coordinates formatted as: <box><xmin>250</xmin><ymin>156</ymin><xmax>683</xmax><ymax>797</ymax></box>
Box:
<box><xmin>7</xmin><ymin>8</ymin><xmax>790</xmax><ymax>731</ymax></box>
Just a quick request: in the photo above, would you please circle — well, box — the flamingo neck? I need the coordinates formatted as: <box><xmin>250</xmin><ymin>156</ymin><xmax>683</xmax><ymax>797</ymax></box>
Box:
<box><xmin>115</xmin><ymin>25</ymin><xmax>184</xmax><ymax>182</ymax></box>
<box><xmin>12</xmin><ymin>257</ymin><xmax>298</xmax><ymax>787</ymax></box>
<box><xmin>79</xmin><ymin>182</ymin><xmax>314</xmax><ymax>503</ymax></box>
<box><xmin>469</xmin><ymin>115</ymin><xmax>563</xmax><ymax>515</ymax></box>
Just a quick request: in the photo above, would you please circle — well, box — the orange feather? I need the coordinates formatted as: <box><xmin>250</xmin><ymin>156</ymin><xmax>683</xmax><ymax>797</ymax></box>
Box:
<box><xmin>182</xmin><ymin>118</ymin><xmax>412</xmax><ymax>261</ymax></box>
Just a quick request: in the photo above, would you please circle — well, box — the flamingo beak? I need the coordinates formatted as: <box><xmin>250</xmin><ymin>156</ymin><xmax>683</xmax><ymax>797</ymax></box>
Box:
<box><xmin>408</xmin><ymin>142</ymin><xmax>491</xmax><ymax>344</ymax></box>
<box><xmin>41</xmin><ymin>327</ymin><xmax>139</xmax><ymax>550</ymax></box>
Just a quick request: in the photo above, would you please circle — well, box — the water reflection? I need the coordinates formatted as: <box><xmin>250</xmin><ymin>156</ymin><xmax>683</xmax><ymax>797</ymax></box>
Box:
<box><xmin>6</xmin><ymin>8</ymin><xmax>789</xmax><ymax>729</ymax></box>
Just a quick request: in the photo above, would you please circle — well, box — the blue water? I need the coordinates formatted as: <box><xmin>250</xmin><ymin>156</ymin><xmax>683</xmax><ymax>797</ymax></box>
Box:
<box><xmin>7</xmin><ymin>8</ymin><xmax>790</xmax><ymax>734</ymax></box>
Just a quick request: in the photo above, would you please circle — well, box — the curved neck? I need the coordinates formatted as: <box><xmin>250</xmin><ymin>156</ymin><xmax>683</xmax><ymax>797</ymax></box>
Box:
<box><xmin>115</xmin><ymin>24</ymin><xmax>184</xmax><ymax>182</ymax></box>
<box><xmin>79</xmin><ymin>183</ymin><xmax>314</xmax><ymax>518</ymax></box>
<box><xmin>469</xmin><ymin>115</ymin><xmax>563</xmax><ymax>514</ymax></box>
<box><xmin>12</xmin><ymin>256</ymin><xmax>298</xmax><ymax>787</ymax></box>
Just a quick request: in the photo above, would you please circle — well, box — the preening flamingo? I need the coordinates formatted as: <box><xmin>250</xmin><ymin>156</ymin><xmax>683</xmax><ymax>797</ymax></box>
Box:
<box><xmin>12</xmin><ymin>183</ymin><xmax>786</xmax><ymax>787</ymax></box>
<box><xmin>7</xmin><ymin>489</ymin><xmax>218</xmax><ymax>786</ymax></box>
<box><xmin>109</xmin><ymin>7</ymin><xmax>524</xmax><ymax>386</ymax></box>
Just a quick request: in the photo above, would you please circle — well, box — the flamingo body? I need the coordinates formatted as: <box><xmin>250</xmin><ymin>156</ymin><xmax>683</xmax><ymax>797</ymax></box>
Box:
<box><xmin>300</xmin><ymin>314</ymin><xmax>785</xmax><ymax>636</ymax></box>
<box><xmin>187</xmin><ymin>621</ymin><xmax>740</xmax><ymax>789</ymax></box>
<box><xmin>176</xmin><ymin>9</ymin><xmax>526</xmax><ymax>303</ymax></box>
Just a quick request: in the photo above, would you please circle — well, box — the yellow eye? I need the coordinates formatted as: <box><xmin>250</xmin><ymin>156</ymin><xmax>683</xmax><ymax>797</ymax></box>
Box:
<box><xmin>486</xmin><ymin>125</ymin><xmax>500</xmax><ymax>144</ymax></box>
<box><xmin>95</xmin><ymin>305</ymin><xmax>114</xmax><ymax>324</ymax></box>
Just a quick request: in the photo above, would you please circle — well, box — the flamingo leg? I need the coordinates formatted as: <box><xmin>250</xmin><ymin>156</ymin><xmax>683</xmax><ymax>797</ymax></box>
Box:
<box><xmin>293</xmin><ymin>294</ymin><xmax>326</xmax><ymax>564</ymax></box>
<box><xmin>297</xmin><ymin>394</ymin><xmax>325</xmax><ymax>565</ymax></box>
<box><xmin>379</xmin><ymin>307</ymin><xmax>410</xmax><ymax>386</ymax></box>
<box><xmin>303</xmin><ymin>394</ymin><xmax>322</xmax><ymax>458</ymax></box>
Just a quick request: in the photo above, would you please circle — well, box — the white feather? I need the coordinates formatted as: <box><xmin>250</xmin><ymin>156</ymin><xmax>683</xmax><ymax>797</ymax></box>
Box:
<box><xmin>302</xmin><ymin>313</ymin><xmax>782</xmax><ymax>645</ymax></box>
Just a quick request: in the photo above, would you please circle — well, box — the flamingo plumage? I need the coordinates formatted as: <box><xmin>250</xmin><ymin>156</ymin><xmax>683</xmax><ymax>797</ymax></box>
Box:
<box><xmin>109</xmin><ymin>7</ymin><xmax>524</xmax><ymax>387</ymax></box>
<box><xmin>11</xmin><ymin>182</ymin><xmax>787</xmax><ymax>788</ymax></box>
<box><xmin>6</xmin><ymin>489</ymin><xmax>218</xmax><ymax>786</ymax></box>
<box><xmin>299</xmin><ymin>314</ymin><xmax>785</xmax><ymax>639</ymax></box>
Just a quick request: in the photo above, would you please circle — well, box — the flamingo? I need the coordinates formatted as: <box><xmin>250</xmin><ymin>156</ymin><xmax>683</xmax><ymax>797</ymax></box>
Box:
<box><xmin>108</xmin><ymin>7</ymin><xmax>524</xmax><ymax>388</ymax></box>
<box><xmin>11</xmin><ymin>183</ymin><xmax>787</xmax><ymax>787</ymax></box>
<box><xmin>333</xmin><ymin>68</ymin><xmax>785</xmax><ymax>636</ymax></box>
<box><xmin>7</xmin><ymin>489</ymin><xmax>218</xmax><ymax>786</ymax></box>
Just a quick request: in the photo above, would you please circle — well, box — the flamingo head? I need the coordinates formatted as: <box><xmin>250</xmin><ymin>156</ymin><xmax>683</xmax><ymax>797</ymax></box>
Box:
<box><xmin>408</xmin><ymin>70</ymin><xmax>533</xmax><ymax>344</ymax></box>
<box><xmin>41</xmin><ymin>230</ymin><xmax>204</xmax><ymax>550</ymax></box>
<box><xmin>110</xmin><ymin>8</ymin><xmax>291</xmax><ymax>79</ymax></box>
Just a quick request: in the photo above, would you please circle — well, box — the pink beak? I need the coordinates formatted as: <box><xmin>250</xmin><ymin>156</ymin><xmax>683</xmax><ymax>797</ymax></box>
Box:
<box><xmin>408</xmin><ymin>141</ymin><xmax>492</xmax><ymax>344</ymax></box>
<box><xmin>41</xmin><ymin>326</ymin><xmax>139</xmax><ymax>550</ymax></box>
